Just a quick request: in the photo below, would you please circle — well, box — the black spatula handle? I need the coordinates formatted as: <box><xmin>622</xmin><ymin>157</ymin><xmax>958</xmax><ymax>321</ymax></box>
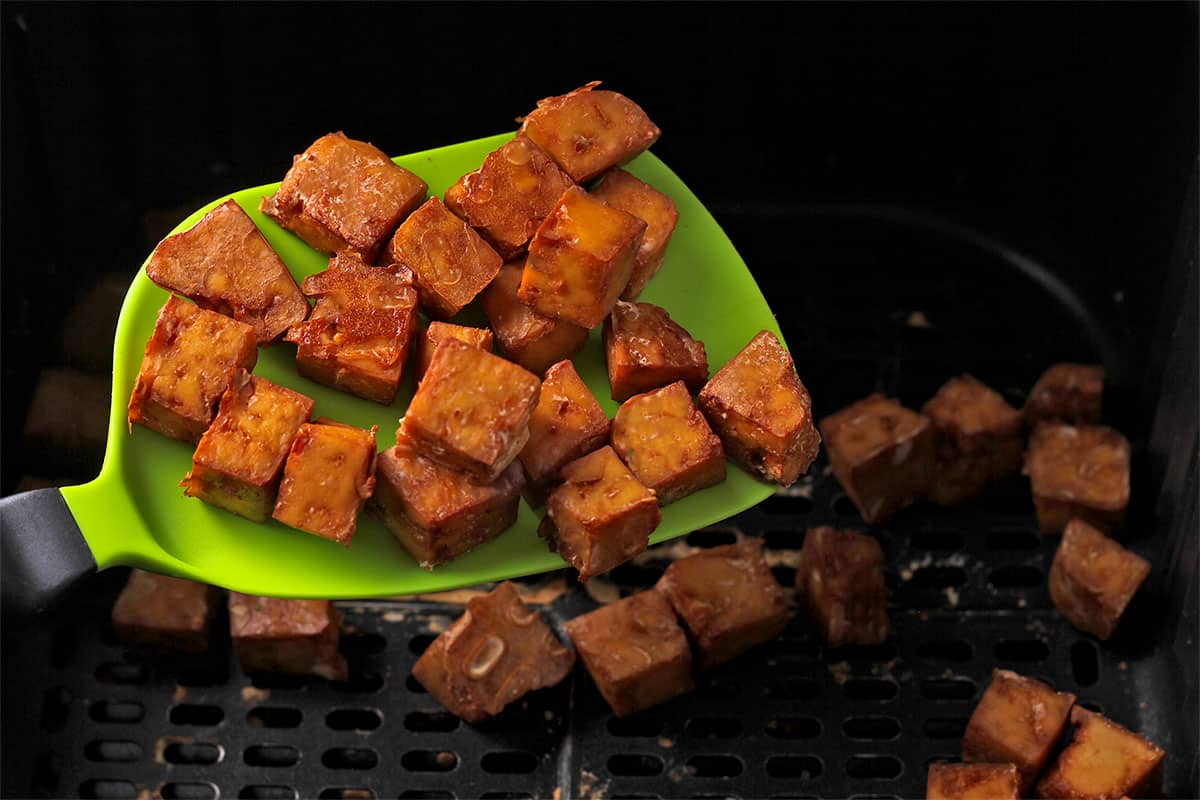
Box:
<box><xmin>1</xmin><ymin>488</ymin><xmax>96</xmax><ymax>616</ymax></box>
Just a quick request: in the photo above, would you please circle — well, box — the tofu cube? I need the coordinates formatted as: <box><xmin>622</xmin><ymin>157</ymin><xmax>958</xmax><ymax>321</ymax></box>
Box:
<box><xmin>1050</xmin><ymin>518</ymin><xmax>1150</xmax><ymax>640</ymax></box>
<box><xmin>519</xmin><ymin>82</ymin><xmax>662</xmax><ymax>183</ymax></box>
<box><xmin>481</xmin><ymin>261</ymin><xmax>589</xmax><ymax>374</ymax></box>
<box><xmin>656</xmin><ymin>538</ymin><xmax>787</xmax><ymax>668</ymax></box>
<box><xmin>590</xmin><ymin>169</ymin><xmax>679</xmax><ymax>300</ymax></box>
<box><xmin>413</xmin><ymin>321</ymin><xmax>494</xmax><ymax>384</ymax></box>
<box><xmin>820</xmin><ymin>393</ymin><xmax>934</xmax><ymax>524</ymax></box>
<box><xmin>1023</xmin><ymin>423</ymin><xmax>1131</xmax><ymax>534</ymax></box>
<box><xmin>128</xmin><ymin>295</ymin><xmax>258</xmax><ymax>443</ymax></box>
<box><xmin>541</xmin><ymin>446</ymin><xmax>661</xmax><ymax>580</ymax></box>
<box><xmin>412</xmin><ymin>582</ymin><xmax>575</xmax><ymax>722</ymax></box>
<box><xmin>611</xmin><ymin>380</ymin><xmax>725</xmax><ymax>505</ymax></box>
<box><xmin>1024</xmin><ymin>363</ymin><xmax>1104</xmax><ymax>426</ymax></box>
<box><xmin>111</xmin><ymin>570</ymin><xmax>219</xmax><ymax>655</ymax></box>
<box><xmin>795</xmin><ymin>527</ymin><xmax>889</xmax><ymax>647</ymax></box>
<box><xmin>260</xmin><ymin>132</ymin><xmax>428</xmax><ymax>264</ymax></box>
<box><xmin>926</xmin><ymin>763</ymin><xmax>1020</xmax><ymax>800</ymax></box>
<box><xmin>180</xmin><ymin>371</ymin><xmax>314</xmax><ymax>522</ymax></box>
<box><xmin>519</xmin><ymin>186</ymin><xmax>647</xmax><ymax>329</ymax></box>
<box><xmin>698</xmin><ymin>330</ymin><xmax>821</xmax><ymax>487</ymax></box>
<box><xmin>565</xmin><ymin>589</ymin><xmax>693</xmax><ymax>717</ymax></box>
<box><xmin>1036</xmin><ymin>708</ymin><xmax>1165</xmax><ymax>799</ymax></box>
<box><xmin>145</xmin><ymin>198</ymin><xmax>308</xmax><ymax>344</ymax></box>
<box><xmin>271</xmin><ymin>420</ymin><xmax>378</xmax><ymax>545</ymax></box>
<box><xmin>604</xmin><ymin>301</ymin><xmax>709</xmax><ymax>402</ymax></box>
<box><xmin>386</xmin><ymin>196</ymin><xmax>503</xmax><ymax>318</ymax></box>
<box><xmin>228</xmin><ymin>594</ymin><xmax>348</xmax><ymax>681</ymax></box>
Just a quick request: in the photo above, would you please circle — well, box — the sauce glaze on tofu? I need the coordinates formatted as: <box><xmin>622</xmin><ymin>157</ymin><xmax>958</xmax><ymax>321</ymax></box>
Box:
<box><xmin>590</xmin><ymin>168</ymin><xmax>679</xmax><ymax>300</ymax></box>
<box><xmin>795</xmin><ymin>527</ymin><xmax>889</xmax><ymax>647</ymax></box>
<box><xmin>111</xmin><ymin>569</ymin><xmax>219</xmax><ymax>655</ymax></box>
<box><xmin>1049</xmin><ymin>518</ymin><xmax>1150</xmax><ymax>640</ymax></box>
<box><xmin>413</xmin><ymin>321</ymin><xmax>494</xmax><ymax>385</ymax></box>
<box><xmin>1035</xmin><ymin>707</ymin><xmax>1164</xmax><ymax>800</ymax></box>
<box><xmin>926</xmin><ymin>762</ymin><xmax>1020</xmax><ymax>800</ymax></box>
<box><xmin>228</xmin><ymin>594</ymin><xmax>348</xmax><ymax>680</ymax></box>
<box><xmin>481</xmin><ymin>261</ymin><xmax>589</xmax><ymax>375</ymax></box>
<box><xmin>1024</xmin><ymin>363</ymin><xmax>1104</xmax><ymax>427</ymax></box>
<box><xmin>1023</xmin><ymin>422</ymin><xmax>1131</xmax><ymax>534</ymax></box>
<box><xmin>604</xmin><ymin>301</ymin><xmax>709</xmax><ymax>402</ymax></box>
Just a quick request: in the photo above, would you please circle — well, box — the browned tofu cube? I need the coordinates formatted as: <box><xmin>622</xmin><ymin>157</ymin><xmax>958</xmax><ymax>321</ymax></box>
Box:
<box><xmin>404</xmin><ymin>338</ymin><xmax>541</xmax><ymax>481</ymax></box>
<box><xmin>927</xmin><ymin>763</ymin><xmax>1020</xmax><ymax>800</ymax></box>
<box><xmin>611</xmin><ymin>380</ymin><xmax>725</xmax><ymax>505</ymax></box>
<box><xmin>541</xmin><ymin>446</ymin><xmax>661</xmax><ymax>580</ymax></box>
<box><xmin>604</xmin><ymin>301</ymin><xmax>709</xmax><ymax>402</ymax></box>
<box><xmin>228</xmin><ymin>594</ymin><xmax>347</xmax><ymax>680</ymax></box>
<box><xmin>518</xmin><ymin>360</ymin><xmax>611</xmax><ymax>506</ymax></box>
<box><xmin>271</xmin><ymin>420</ymin><xmax>377</xmax><ymax>545</ymax></box>
<box><xmin>591</xmin><ymin>169</ymin><xmax>679</xmax><ymax>300</ymax></box>
<box><xmin>922</xmin><ymin>374</ymin><xmax>1025</xmax><ymax>506</ymax></box>
<box><xmin>698</xmin><ymin>330</ymin><xmax>821</xmax><ymax>487</ymax></box>
<box><xmin>444</xmin><ymin>134</ymin><xmax>575</xmax><ymax>260</ymax></box>
<box><xmin>180</xmin><ymin>371</ymin><xmax>314</xmax><ymax>522</ymax></box>
<box><xmin>1036</xmin><ymin>708</ymin><xmax>1165</xmax><ymax>799</ymax></box>
<box><xmin>656</xmin><ymin>538</ymin><xmax>787</xmax><ymax>668</ymax></box>
<box><xmin>413</xmin><ymin>321</ymin><xmax>494</xmax><ymax>384</ymax></box>
<box><xmin>128</xmin><ymin>295</ymin><xmax>258</xmax><ymax>443</ymax></box>
<box><xmin>1025</xmin><ymin>363</ymin><xmax>1104</xmax><ymax>426</ymax></box>
<box><xmin>794</xmin><ymin>527</ymin><xmax>889</xmax><ymax>647</ymax></box>
<box><xmin>1023</xmin><ymin>423</ymin><xmax>1131</xmax><ymax>534</ymax></box>
<box><xmin>1049</xmin><ymin>518</ymin><xmax>1150</xmax><ymax>640</ymax></box>
<box><xmin>519</xmin><ymin>186</ymin><xmax>647</xmax><ymax>329</ymax></box>
<box><xmin>111</xmin><ymin>569</ymin><xmax>219</xmax><ymax>655</ymax></box>
<box><xmin>820</xmin><ymin>393</ymin><xmax>934</xmax><ymax>524</ymax></box>
<box><xmin>386</xmin><ymin>196</ymin><xmax>503</xmax><ymax>318</ymax></box>
<box><xmin>962</xmin><ymin>669</ymin><xmax>1076</xmax><ymax>793</ymax></box>
<box><xmin>519</xmin><ymin>82</ymin><xmax>661</xmax><ymax>183</ymax></box>
<box><xmin>285</xmin><ymin>253</ymin><xmax>420</xmax><ymax>405</ymax></box>
<box><xmin>565</xmin><ymin>590</ymin><xmax>693</xmax><ymax>717</ymax></box>
<box><xmin>411</xmin><ymin>582</ymin><xmax>575</xmax><ymax>722</ymax></box>
<box><xmin>260</xmin><ymin>132</ymin><xmax>428</xmax><ymax>264</ymax></box>
<box><xmin>481</xmin><ymin>261</ymin><xmax>589</xmax><ymax>374</ymax></box>
<box><xmin>145</xmin><ymin>199</ymin><xmax>308</xmax><ymax>344</ymax></box>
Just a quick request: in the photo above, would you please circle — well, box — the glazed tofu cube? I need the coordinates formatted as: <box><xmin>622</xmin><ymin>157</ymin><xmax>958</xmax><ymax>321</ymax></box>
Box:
<box><xmin>1025</xmin><ymin>363</ymin><xmax>1104</xmax><ymax>426</ymax></box>
<box><xmin>820</xmin><ymin>393</ymin><xmax>934</xmax><ymax>524</ymax></box>
<box><xmin>518</xmin><ymin>360</ymin><xmax>611</xmax><ymax>506</ymax></box>
<box><xmin>1036</xmin><ymin>708</ymin><xmax>1165</xmax><ymax>799</ymax></box>
<box><xmin>128</xmin><ymin>295</ymin><xmax>258</xmax><ymax>443</ymax></box>
<box><xmin>590</xmin><ymin>169</ymin><xmax>679</xmax><ymax>300</ymax></box>
<box><xmin>922</xmin><ymin>374</ymin><xmax>1025</xmax><ymax>506</ymax></box>
<box><xmin>604</xmin><ymin>301</ymin><xmax>709</xmax><ymax>402</ymax></box>
<box><xmin>656</xmin><ymin>538</ymin><xmax>787</xmax><ymax>668</ymax></box>
<box><xmin>404</xmin><ymin>338</ymin><xmax>541</xmax><ymax>481</ymax></box>
<box><xmin>962</xmin><ymin>669</ymin><xmax>1076</xmax><ymax>793</ymax></box>
<box><xmin>228</xmin><ymin>594</ymin><xmax>347</xmax><ymax>681</ymax></box>
<box><xmin>111</xmin><ymin>570</ymin><xmax>218</xmax><ymax>655</ymax></box>
<box><xmin>1049</xmin><ymin>518</ymin><xmax>1150</xmax><ymax>640</ymax></box>
<box><xmin>698</xmin><ymin>330</ymin><xmax>821</xmax><ymax>487</ymax></box>
<box><xmin>519</xmin><ymin>186</ymin><xmax>647</xmax><ymax>329</ymax></box>
<box><xmin>413</xmin><ymin>321</ymin><xmax>494</xmax><ymax>384</ymax></box>
<box><xmin>795</xmin><ymin>527</ymin><xmax>889</xmax><ymax>647</ymax></box>
<box><xmin>412</xmin><ymin>582</ymin><xmax>575</xmax><ymax>723</ymax></box>
<box><xmin>180</xmin><ymin>371</ymin><xmax>314</xmax><ymax>522</ymax></box>
<box><xmin>481</xmin><ymin>261</ymin><xmax>589</xmax><ymax>374</ymax></box>
<box><xmin>260</xmin><ymin>132</ymin><xmax>427</xmax><ymax>264</ymax></box>
<box><xmin>271</xmin><ymin>420</ymin><xmax>377</xmax><ymax>545</ymax></box>
<box><xmin>565</xmin><ymin>590</ymin><xmax>693</xmax><ymax>717</ymax></box>
<box><xmin>145</xmin><ymin>199</ymin><xmax>308</xmax><ymax>344</ymax></box>
<box><xmin>386</xmin><ymin>196</ymin><xmax>503</xmax><ymax>318</ymax></box>
<box><xmin>926</xmin><ymin>763</ymin><xmax>1020</xmax><ymax>800</ymax></box>
<box><xmin>1023</xmin><ymin>423</ymin><xmax>1131</xmax><ymax>534</ymax></box>
<box><xmin>519</xmin><ymin>82</ymin><xmax>661</xmax><ymax>183</ymax></box>
<box><xmin>541</xmin><ymin>446</ymin><xmax>661</xmax><ymax>580</ymax></box>
<box><xmin>611</xmin><ymin>381</ymin><xmax>725</xmax><ymax>505</ymax></box>
<box><xmin>444</xmin><ymin>134</ymin><xmax>575</xmax><ymax>260</ymax></box>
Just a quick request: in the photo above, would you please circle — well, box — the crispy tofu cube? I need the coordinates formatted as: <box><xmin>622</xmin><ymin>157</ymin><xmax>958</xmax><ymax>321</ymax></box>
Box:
<box><xmin>1025</xmin><ymin>363</ymin><xmax>1104</xmax><ymax>426</ymax></box>
<box><xmin>404</xmin><ymin>338</ymin><xmax>541</xmax><ymax>481</ymax></box>
<box><xmin>698</xmin><ymin>330</ymin><xmax>820</xmax><ymax>487</ymax></box>
<box><xmin>413</xmin><ymin>321</ymin><xmax>494</xmax><ymax>384</ymax></box>
<box><xmin>519</xmin><ymin>186</ymin><xmax>647</xmax><ymax>329</ymax></box>
<box><xmin>795</xmin><ymin>527</ymin><xmax>889</xmax><ymax>647</ymax></box>
<box><xmin>412</xmin><ymin>582</ymin><xmax>575</xmax><ymax>723</ymax></box>
<box><xmin>1023</xmin><ymin>423</ymin><xmax>1131</xmax><ymax>534</ymax></box>
<box><xmin>444</xmin><ymin>134</ymin><xmax>575</xmax><ymax>260</ymax></box>
<box><xmin>1036</xmin><ymin>708</ymin><xmax>1165</xmax><ymax>799</ymax></box>
<box><xmin>228</xmin><ymin>594</ymin><xmax>347</xmax><ymax>681</ymax></box>
<box><xmin>180</xmin><ymin>371</ymin><xmax>314</xmax><ymax>522</ymax></box>
<box><xmin>271</xmin><ymin>420</ymin><xmax>377</xmax><ymax>545</ymax></box>
<box><xmin>285</xmin><ymin>253</ymin><xmax>419</xmax><ymax>405</ymax></box>
<box><xmin>386</xmin><ymin>196</ymin><xmax>503</xmax><ymax>318</ymax></box>
<box><xmin>565</xmin><ymin>590</ymin><xmax>693</xmax><ymax>717</ymax></box>
<box><xmin>604</xmin><ymin>301</ymin><xmax>709</xmax><ymax>402</ymax></box>
<box><xmin>656</xmin><ymin>538</ymin><xmax>787</xmax><ymax>668</ymax></box>
<box><xmin>1049</xmin><ymin>518</ymin><xmax>1150</xmax><ymax>640</ymax></box>
<box><xmin>927</xmin><ymin>763</ymin><xmax>1020</xmax><ymax>800</ymax></box>
<box><xmin>128</xmin><ymin>295</ymin><xmax>258</xmax><ymax>443</ymax></box>
<box><xmin>591</xmin><ymin>169</ymin><xmax>678</xmax><ymax>300</ymax></box>
<box><xmin>962</xmin><ymin>669</ymin><xmax>1076</xmax><ymax>793</ymax></box>
<box><xmin>111</xmin><ymin>570</ymin><xmax>219</xmax><ymax>655</ymax></box>
<box><xmin>922</xmin><ymin>374</ymin><xmax>1025</xmax><ymax>506</ymax></box>
<box><xmin>519</xmin><ymin>82</ymin><xmax>661</xmax><ymax>183</ymax></box>
<box><xmin>481</xmin><ymin>261</ymin><xmax>589</xmax><ymax>374</ymax></box>
<box><xmin>260</xmin><ymin>132</ymin><xmax>427</xmax><ymax>264</ymax></box>
<box><xmin>541</xmin><ymin>446</ymin><xmax>661</xmax><ymax>580</ymax></box>
<box><xmin>820</xmin><ymin>393</ymin><xmax>934</xmax><ymax>524</ymax></box>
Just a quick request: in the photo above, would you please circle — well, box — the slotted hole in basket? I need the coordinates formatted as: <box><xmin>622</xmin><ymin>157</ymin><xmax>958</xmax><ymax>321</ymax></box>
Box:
<box><xmin>843</xmin><ymin>679</ymin><xmax>899</xmax><ymax>701</ymax></box>
<box><xmin>910</xmin><ymin>530</ymin><xmax>965</xmax><ymax>551</ymax></box>
<box><xmin>84</xmin><ymin>740</ymin><xmax>142</xmax><ymax>763</ymax></box>
<box><xmin>243</xmin><ymin>745</ymin><xmax>298</xmax><ymax>768</ymax></box>
<box><xmin>909</xmin><ymin>566</ymin><xmax>967</xmax><ymax>588</ymax></box>
<box><xmin>169</xmin><ymin>703</ymin><xmax>222</xmax><ymax>726</ymax></box>
<box><xmin>764</xmin><ymin>530</ymin><xmax>805</xmax><ymax>550</ymax></box>
<box><xmin>322</xmin><ymin>748</ymin><xmax>378</xmax><ymax>770</ymax></box>
<box><xmin>408</xmin><ymin>634</ymin><xmax>437</xmax><ymax>656</ymax></box>
<box><xmin>405</xmin><ymin>710</ymin><xmax>460</xmax><ymax>733</ymax></box>
<box><xmin>771</xmin><ymin>565</ymin><xmax>797</xmax><ymax>586</ymax></box>
<box><xmin>765</xmin><ymin>755</ymin><xmax>823</xmax><ymax>779</ymax></box>
<box><xmin>842</xmin><ymin>716</ymin><xmax>901</xmax><ymax>740</ymax></box>
<box><xmin>609</xmin><ymin>562</ymin><xmax>665</xmax><ymax>589</ymax></box>
<box><xmin>985</xmin><ymin>529</ymin><xmax>1041</xmax><ymax>551</ymax></box>
<box><xmin>78</xmin><ymin>779</ymin><xmax>137</xmax><ymax>799</ymax></box>
<box><xmin>317</xmin><ymin>789</ymin><xmax>376</xmax><ymax>800</ymax></box>
<box><xmin>767</xmin><ymin>676</ymin><xmax>821</xmax><ymax>700</ymax></box>
<box><xmin>401</xmin><ymin>750</ymin><xmax>458</xmax><ymax>772</ymax></box>
<box><xmin>237</xmin><ymin>787</ymin><xmax>297</xmax><ymax>800</ymax></box>
<box><xmin>921</xmin><ymin>678</ymin><xmax>976</xmax><ymax>701</ymax></box>
<box><xmin>165</xmin><ymin>742</ymin><xmax>222</xmax><ymax>765</ymax></box>
<box><xmin>325</xmin><ymin>708</ymin><xmax>382</xmax><ymax>731</ymax></box>
<box><xmin>607</xmin><ymin>714</ymin><xmax>664</xmax><ymax>737</ymax></box>
<box><xmin>766</xmin><ymin>717</ymin><xmax>822</xmax><ymax>739</ymax></box>
<box><xmin>761</xmin><ymin>494</ymin><xmax>815</xmax><ymax>516</ymax></box>
<box><xmin>832</xmin><ymin>494</ymin><xmax>859</xmax><ymax>516</ymax></box>
<box><xmin>923</xmin><ymin>717</ymin><xmax>967</xmax><ymax>739</ymax></box>
<box><xmin>696</xmin><ymin>676</ymin><xmax>742</xmax><ymax>699</ymax></box>
<box><xmin>89</xmin><ymin>700</ymin><xmax>144</xmax><ymax>725</ymax></box>
<box><xmin>247</xmin><ymin>706</ymin><xmax>302</xmax><ymax>729</ymax></box>
<box><xmin>988</xmin><ymin>565</ymin><xmax>1044</xmax><ymax>589</ymax></box>
<box><xmin>341</xmin><ymin>632</ymin><xmax>387</xmax><ymax>657</ymax></box>
<box><xmin>41</xmin><ymin>687</ymin><xmax>72</xmax><ymax>731</ymax></box>
<box><xmin>160</xmin><ymin>782</ymin><xmax>218</xmax><ymax>799</ymax></box>
<box><xmin>608</xmin><ymin>753</ymin><xmax>664</xmax><ymax>776</ymax></box>
<box><xmin>686</xmin><ymin>716</ymin><xmax>743</xmax><ymax>739</ymax></box>
<box><xmin>994</xmin><ymin>639</ymin><xmax>1050</xmax><ymax>662</ymax></box>
<box><xmin>94</xmin><ymin>662</ymin><xmax>148</xmax><ymax>685</ymax></box>
<box><xmin>826</xmin><ymin>642</ymin><xmax>897</xmax><ymax>663</ymax></box>
<box><xmin>176</xmin><ymin>663</ymin><xmax>229</xmax><ymax>687</ymax></box>
<box><xmin>916</xmin><ymin>640</ymin><xmax>973</xmax><ymax>663</ymax></box>
<box><xmin>845</xmin><ymin>754</ymin><xmax>904</xmax><ymax>779</ymax></box>
<box><xmin>398</xmin><ymin>792</ymin><xmax>454</xmax><ymax>799</ymax></box>
<box><xmin>1071</xmin><ymin>640</ymin><xmax>1099</xmax><ymax>687</ymax></box>
<box><xmin>688</xmin><ymin>754</ymin><xmax>744</xmax><ymax>777</ymax></box>
<box><xmin>686</xmin><ymin>528</ymin><xmax>739</xmax><ymax>548</ymax></box>
<box><xmin>480</xmin><ymin>751</ymin><xmax>539</xmax><ymax>774</ymax></box>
